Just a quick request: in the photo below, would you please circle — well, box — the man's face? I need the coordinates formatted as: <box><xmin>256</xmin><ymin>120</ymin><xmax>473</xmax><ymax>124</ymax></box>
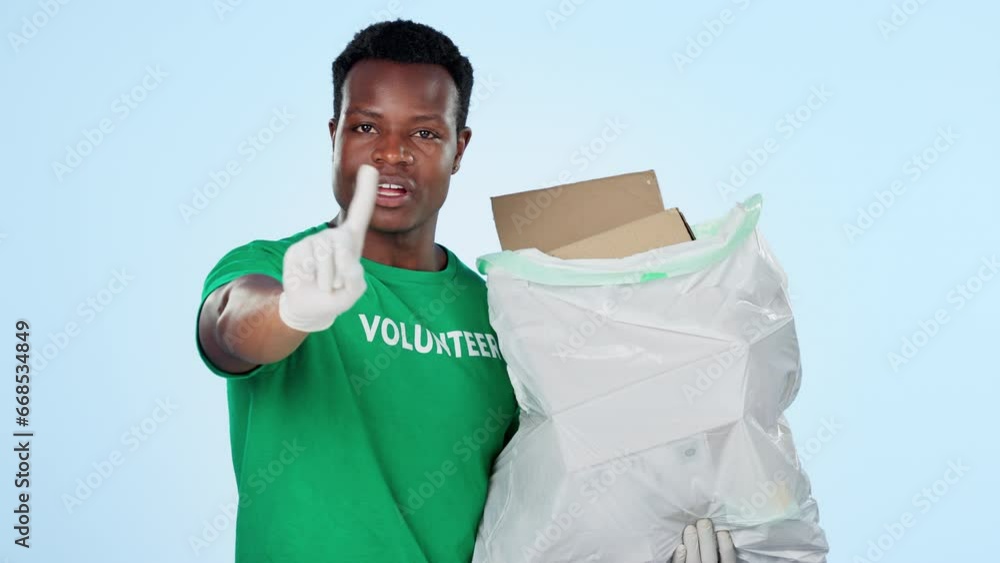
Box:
<box><xmin>330</xmin><ymin>59</ymin><xmax>470</xmax><ymax>234</ymax></box>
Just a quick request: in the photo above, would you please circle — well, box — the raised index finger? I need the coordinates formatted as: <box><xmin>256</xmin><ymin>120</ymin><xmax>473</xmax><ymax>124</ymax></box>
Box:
<box><xmin>344</xmin><ymin>164</ymin><xmax>378</xmax><ymax>238</ymax></box>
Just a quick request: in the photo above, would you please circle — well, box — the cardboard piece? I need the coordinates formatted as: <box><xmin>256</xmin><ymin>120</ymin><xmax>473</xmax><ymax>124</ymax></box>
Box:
<box><xmin>490</xmin><ymin>170</ymin><xmax>665</xmax><ymax>253</ymax></box>
<box><xmin>551</xmin><ymin>208</ymin><xmax>694</xmax><ymax>260</ymax></box>
<box><xmin>490</xmin><ymin>170</ymin><xmax>694</xmax><ymax>260</ymax></box>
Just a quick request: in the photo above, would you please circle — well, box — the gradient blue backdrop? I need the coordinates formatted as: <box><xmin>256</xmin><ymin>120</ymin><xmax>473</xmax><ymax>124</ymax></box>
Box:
<box><xmin>3</xmin><ymin>0</ymin><xmax>997</xmax><ymax>561</ymax></box>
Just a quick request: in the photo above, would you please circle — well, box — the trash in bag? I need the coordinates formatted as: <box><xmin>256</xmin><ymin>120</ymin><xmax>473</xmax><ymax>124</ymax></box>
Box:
<box><xmin>473</xmin><ymin>195</ymin><xmax>829</xmax><ymax>563</ymax></box>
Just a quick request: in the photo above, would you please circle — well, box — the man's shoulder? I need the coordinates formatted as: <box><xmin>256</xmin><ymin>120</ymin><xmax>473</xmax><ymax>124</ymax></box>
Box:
<box><xmin>202</xmin><ymin>222</ymin><xmax>327</xmax><ymax>293</ymax></box>
<box><xmin>445</xmin><ymin>247</ymin><xmax>487</xmax><ymax>287</ymax></box>
<box><xmin>223</xmin><ymin>222</ymin><xmax>327</xmax><ymax>258</ymax></box>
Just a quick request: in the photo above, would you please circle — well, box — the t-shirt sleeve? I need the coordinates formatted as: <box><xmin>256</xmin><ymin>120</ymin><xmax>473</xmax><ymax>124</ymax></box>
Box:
<box><xmin>195</xmin><ymin>241</ymin><xmax>286</xmax><ymax>379</ymax></box>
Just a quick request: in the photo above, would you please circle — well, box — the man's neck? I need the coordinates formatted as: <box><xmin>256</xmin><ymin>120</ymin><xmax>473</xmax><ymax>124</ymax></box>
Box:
<box><xmin>327</xmin><ymin>215</ymin><xmax>447</xmax><ymax>272</ymax></box>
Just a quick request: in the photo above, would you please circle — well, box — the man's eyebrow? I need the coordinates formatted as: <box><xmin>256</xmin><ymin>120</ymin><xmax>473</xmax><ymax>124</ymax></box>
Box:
<box><xmin>410</xmin><ymin>114</ymin><xmax>446</xmax><ymax>123</ymax></box>
<box><xmin>344</xmin><ymin>108</ymin><xmax>446</xmax><ymax>123</ymax></box>
<box><xmin>344</xmin><ymin>108</ymin><xmax>382</xmax><ymax>119</ymax></box>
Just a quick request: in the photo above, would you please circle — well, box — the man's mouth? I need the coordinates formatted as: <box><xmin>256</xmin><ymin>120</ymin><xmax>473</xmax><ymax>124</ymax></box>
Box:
<box><xmin>374</xmin><ymin>178</ymin><xmax>413</xmax><ymax>208</ymax></box>
<box><xmin>377</xmin><ymin>183</ymin><xmax>408</xmax><ymax>198</ymax></box>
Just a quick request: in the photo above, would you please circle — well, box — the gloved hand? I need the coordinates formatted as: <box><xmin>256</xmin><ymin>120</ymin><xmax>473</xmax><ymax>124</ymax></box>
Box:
<box><xmin>672</xmin><ymin>519</ymin><xmax>737</xmax><ymax>563</ymax></box>
<box><xmin>277</xmin><ymin>164</ymin><xmax>378</xmax><ymax>332</ymax></box>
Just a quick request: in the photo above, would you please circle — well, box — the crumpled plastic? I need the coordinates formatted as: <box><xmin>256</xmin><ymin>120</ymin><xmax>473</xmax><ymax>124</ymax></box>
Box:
<box><xmin>473</xmin><ymin>196</ymin><xmax>829</xmax><ymax>563</ymax></box>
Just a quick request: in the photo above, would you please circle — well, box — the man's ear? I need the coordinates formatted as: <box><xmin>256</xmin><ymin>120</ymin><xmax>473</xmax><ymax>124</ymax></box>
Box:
<box><xmin>451</xmin><ymin>127</ymin><xmax>472</xmax><ymax>174</ymax></box>
<box><xmin>328</xmin><ymin>119</ymin><xmax>337</xmax><ymax>150</ymax></box>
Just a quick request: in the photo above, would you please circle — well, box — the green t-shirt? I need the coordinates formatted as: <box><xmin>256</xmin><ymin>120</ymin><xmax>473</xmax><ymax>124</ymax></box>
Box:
<box><xmin>195</xmin><ymin>223</ymin><xmax>517</xmax><ymax>563</ymax></box>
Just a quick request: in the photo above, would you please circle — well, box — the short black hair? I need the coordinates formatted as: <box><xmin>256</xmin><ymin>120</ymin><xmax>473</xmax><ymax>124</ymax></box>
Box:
<box><xmin>332</xmin><ymin>19</ymin><xmax>474</xmax><ymax>131</ymax></box>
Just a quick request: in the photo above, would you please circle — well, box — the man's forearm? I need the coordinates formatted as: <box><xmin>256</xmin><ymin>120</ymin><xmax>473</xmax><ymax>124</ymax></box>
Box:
<box><xmin>203</xmin><ymin>274</ymin><xmax>308</xmax><ymax>371</ymax></box>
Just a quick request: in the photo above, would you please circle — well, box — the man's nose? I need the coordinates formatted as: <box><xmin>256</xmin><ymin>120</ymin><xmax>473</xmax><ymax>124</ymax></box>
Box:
<box><xmin>372</xmin><ymin>134</ymin><xmax>415</xmax><ymax>166</ymax></box>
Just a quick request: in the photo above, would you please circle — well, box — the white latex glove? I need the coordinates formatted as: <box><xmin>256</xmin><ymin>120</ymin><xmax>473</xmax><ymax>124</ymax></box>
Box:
<box><xmin>672</xmin><ymin>519</ymin><xmax>737</xmax><ymax>563</ymax></box>
<box><xmin>277</xmin><ymin>164</ymin><xmax>378</xmax><ymax>332</ymax></box>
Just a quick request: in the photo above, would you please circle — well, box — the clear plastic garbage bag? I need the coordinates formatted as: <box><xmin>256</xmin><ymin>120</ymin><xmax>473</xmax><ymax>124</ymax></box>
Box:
<box><xmin>473</xmin><ymin>195</ymin><xmax>829</xmax><ymax>563</ymax></box>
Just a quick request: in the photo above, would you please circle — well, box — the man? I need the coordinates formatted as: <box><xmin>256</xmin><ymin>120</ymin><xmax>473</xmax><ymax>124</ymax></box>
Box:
<box><xmin>197</xmin><ymin>18</ymin><xmax>737</xmax><ymax>563</ymax></box>
<box><xmin>196</xmin><ymin>20</ymin><xmax>517</xmax><ymax>562</ymax></box>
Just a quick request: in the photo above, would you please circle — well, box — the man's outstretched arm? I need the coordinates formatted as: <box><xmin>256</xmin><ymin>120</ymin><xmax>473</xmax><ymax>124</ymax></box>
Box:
<box><xmin>198</xmin><ymin>274</ymin><xmax>308</xmax><ymax>374</ymax></box>
<box><xmin>198</xmin><ymin>164</ymin><xmax>379</xmax><ymax>375</ymax></box>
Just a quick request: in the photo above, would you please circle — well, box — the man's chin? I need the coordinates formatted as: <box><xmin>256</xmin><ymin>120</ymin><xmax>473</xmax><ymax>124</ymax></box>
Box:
<box><xmin>370</xmin><ymin>210</ymin><xmax>424</xmax><ymax>235</ymax></box>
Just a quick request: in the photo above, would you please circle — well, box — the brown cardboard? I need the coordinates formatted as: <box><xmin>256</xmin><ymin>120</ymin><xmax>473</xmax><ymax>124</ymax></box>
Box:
<box><xmin>550</xmin><ymin>208</ymin><xmax>693</xmax><ymax>259</ymax></box>
<box><xmin>490</xmin><ymin>170</ymin><xmax>664</xmax><ymax>253</ymax></box>
<box><xmin>490</xmin><ymin>170</ymin><xmax>695</xmax><ymax>259</ymax></box>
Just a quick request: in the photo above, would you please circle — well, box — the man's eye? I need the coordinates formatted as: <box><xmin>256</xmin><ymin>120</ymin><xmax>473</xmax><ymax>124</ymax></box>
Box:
<box><xmin>354</xmin><ymin>124</ymin><xmax>376</xmax><ymax>134</ymax></box>
<box><xmin>415</xmin><ymin>130</ymin><xmax>438</xmax><ymax>139</ymax></box>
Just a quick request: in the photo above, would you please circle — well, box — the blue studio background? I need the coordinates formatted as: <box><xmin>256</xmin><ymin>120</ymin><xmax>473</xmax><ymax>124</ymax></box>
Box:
<box><xmin>3</xmin><ymin>0</ymin><xmax>997</xmax><ymax>561</ymax></box>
